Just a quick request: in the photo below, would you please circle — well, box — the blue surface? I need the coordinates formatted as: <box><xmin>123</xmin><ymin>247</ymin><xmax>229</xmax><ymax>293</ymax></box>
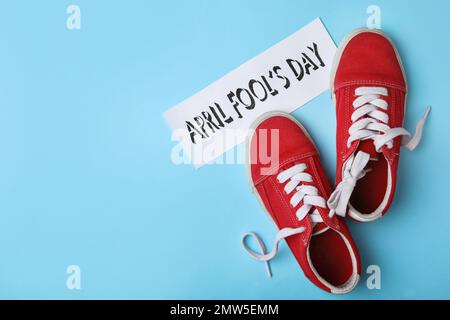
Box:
<box><xmin>0</xmin><ymin>0</ymin><xmax>448</xmax><ymax>299</ymax></box>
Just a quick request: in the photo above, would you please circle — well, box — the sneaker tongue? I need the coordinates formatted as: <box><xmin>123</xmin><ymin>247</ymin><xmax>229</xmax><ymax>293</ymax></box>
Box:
<box><xmin>357</xmin><ymin>140</ymin><xmax>380</xmax><ymax>160</ymax></box>
<box><xmin>312</xmin><ymin>222</ymin><xmax>329</xmax><ymax>236</ymax></box>
<box><xmin>310</xmin><ymin>141</ymin><xmax>379</xmax><ymax>237</ymax></box>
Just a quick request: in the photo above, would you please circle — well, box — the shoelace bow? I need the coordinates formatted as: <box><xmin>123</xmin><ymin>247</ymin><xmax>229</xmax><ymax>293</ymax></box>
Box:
<box><xmin>242</xmin><ymin>164</ymin><xmax>327</xmax><ymax>277</ymax></box>
<box><xmin>327</xmin><ymin>87</ymin><xmax>431</xmax><ymax>217</ymax></box>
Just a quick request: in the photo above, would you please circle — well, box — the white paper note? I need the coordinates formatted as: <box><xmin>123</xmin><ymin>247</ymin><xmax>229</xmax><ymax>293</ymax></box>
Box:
<box><xmin>164</xmin><ymin>18</ymin><xmax>336</xmax><ymax>168</ymax></box>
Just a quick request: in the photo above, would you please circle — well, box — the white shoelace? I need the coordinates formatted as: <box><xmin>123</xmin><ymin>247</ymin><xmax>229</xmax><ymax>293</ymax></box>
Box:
<box><xmin>327</xmin><ymin>86</ymin><xmax>431</xmax><ymax>217</ymax></box>
<box><xmin>242</xmin><ymin>164</ymin><xmax>327</xmax><ymax>277</ymax></box>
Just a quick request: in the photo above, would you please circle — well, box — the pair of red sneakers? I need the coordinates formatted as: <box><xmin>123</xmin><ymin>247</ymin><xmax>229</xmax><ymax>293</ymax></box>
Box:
<box><xmin>242</xmin><ymin>29</ymin><xmax>430</xmax><ymax>294</ymax></box>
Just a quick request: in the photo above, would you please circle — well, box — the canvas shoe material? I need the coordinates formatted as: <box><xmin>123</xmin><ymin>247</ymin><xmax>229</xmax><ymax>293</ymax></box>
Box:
<box><xmin>328</xmin><ymin>29</ymin><xmax>431</xmax><ymax>222</ymax></box>
<box><xmin>241</xmin><ymin>112</ymin><xmax>360</xmax><ymax>294</ymax></box>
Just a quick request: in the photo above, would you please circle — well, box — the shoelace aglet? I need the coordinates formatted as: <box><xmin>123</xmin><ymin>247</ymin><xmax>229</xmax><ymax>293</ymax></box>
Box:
<box><xmin>424</xmin><ymin>105</ymin><xmax>432</xmax><ymax>118</ymax></box>
<box><xmin>328</xmin><ymin>209</ymin><xmax>335</xmax><ymax>218</ymax></box>
<box><xmin>265</xmin><ymin>262</ymin><xmax>273</xmax><ymax>278</ymax></box>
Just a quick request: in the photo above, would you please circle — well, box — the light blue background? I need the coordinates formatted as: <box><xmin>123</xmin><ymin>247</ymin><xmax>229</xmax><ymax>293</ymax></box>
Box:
<box><xmin>0</xmin><ymin>0</ymin><xmax>448</xmax><ymax>299</ymax></box>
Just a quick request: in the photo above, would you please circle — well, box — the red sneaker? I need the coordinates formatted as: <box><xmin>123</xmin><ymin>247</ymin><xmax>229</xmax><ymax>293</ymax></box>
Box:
<box><xmin>328</xmin><ymin>29</ymin><xmax>431</xmax><ymax>222</ymax></box>
<box><xmin>242</xmin><ymin>112</ymin><xmax>360</xmax><ymax>294</ymax></box>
